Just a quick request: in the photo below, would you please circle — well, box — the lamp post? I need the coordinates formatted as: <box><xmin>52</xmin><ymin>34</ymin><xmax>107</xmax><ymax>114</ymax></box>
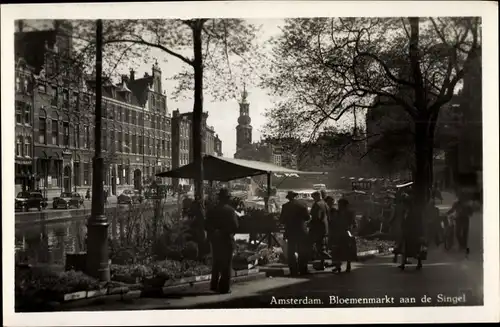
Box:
<box><xmin>86</xmin><ymin>19</ymin><xmax>110</xmax><ymax>281</ymax></box>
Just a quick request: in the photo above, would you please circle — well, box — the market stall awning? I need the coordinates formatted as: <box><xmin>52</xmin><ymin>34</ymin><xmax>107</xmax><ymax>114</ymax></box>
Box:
<box><xmin>156</xmin><ymin>155</ymin><xmax>327</xmax><ymax>182</ymax></box>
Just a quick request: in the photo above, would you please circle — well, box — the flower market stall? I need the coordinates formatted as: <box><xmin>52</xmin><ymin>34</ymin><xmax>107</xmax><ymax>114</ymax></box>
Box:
<box><xmin>157</xmin><ymin>155</ymin><xmax>327</xmax><ymax>248</ymax></box>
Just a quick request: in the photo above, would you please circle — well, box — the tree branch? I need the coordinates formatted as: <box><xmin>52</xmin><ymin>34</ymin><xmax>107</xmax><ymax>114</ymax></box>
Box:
<box><xmin>104</xmin><ymin>38</ymin><xmax>194</xmax><ymax>66</ymax></box>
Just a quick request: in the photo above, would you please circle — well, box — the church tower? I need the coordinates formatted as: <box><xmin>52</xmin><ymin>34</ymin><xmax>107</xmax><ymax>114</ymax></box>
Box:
<box><xmin>236</xmin><ymin>83</ymin><xmax>253</xmax><ymax>152</ymax></box>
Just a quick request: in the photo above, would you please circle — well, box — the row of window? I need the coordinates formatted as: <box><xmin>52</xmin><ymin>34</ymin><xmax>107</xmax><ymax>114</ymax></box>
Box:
<box><xmin>107</xmin><ymin>103</ymin><xmax>170</xmax><ymax>131</ymax></box>
<box><xmin>16</xmin><ymin>136</ymin><xmax>32</xmax><ymax>157</ymax></box>
<box><xmin>15</xmin><ymin>101</ymin><xmax>32</xmax><ymax>125</ymax></box>
<box><xmin>36</xmin><ymin>117</ymin><xmax>172</xmax><ymax>157</ymax></box>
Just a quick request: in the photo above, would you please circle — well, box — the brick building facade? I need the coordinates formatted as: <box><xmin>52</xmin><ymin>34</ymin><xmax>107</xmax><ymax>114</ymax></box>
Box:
<box><xmin>14</xmin><ymin>20</ymin><xmax>172</xmax><ymax>198</ymax></box>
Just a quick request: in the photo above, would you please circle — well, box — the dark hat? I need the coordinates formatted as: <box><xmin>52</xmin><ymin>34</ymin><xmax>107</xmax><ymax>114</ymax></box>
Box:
<box><xmin>325</xmin><ymin>195</ymin><xmax>335</xmax><ymax>202</ymax></box>
<box><xmin>217</xmin><ymin>188</ymin><xmax>231</xmax><ymax>199</ymax></box>
<box><xmin>311</xmin><ymin>191</ymin><xmax>321</xmax><ymax>198</ymax></box>
<box><xmin>286</xmin><ymin>191</ymin><xmax>298</xmax><ymax>200</ymax></box>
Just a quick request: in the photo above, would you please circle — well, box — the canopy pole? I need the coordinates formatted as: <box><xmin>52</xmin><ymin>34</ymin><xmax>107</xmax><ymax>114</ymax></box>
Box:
<box><xmin>265</xmin><ymin>172</ymin><xmax>271</xmax><ymax>213</ymax></box>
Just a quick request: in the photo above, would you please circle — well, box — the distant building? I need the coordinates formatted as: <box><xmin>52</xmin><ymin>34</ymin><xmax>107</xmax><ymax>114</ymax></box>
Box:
<box><xmin>171</xmin><ymin>109</ymin><xmax>222</xmax><ymax>186</ymax></box>
<box><xmin>214</xmin><ymin>134</ymin><xmax>223</xmax><ymax>156</ymax></box>
<box><xmin>14</xmin><ymin>20</ymin><xmax>171</xmax><ymax>198</ymax></box>
<box><xmin>235</xmin><ymin>84</ymin><xmax>252</xmax><ymax>154</ymax></box>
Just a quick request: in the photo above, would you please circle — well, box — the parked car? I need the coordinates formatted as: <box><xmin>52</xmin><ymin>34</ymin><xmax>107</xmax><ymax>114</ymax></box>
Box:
<box><xmin>117</xmin><ymin>189</ymin><xmax>144</xmax><ymax>204</ymax></box>
<box><xmin>52</xmin><ymin>192</ymin><xmax>84</xmax><ymax>209</ymax></box>
<box><xmin>15</xmin><ymin>192</ymin><xmax>48</xmax><ymax>212</ymax></box>
<box><xmin>144</xmin><ymin>185</ymin><xmax>168</xmax><ymax>199</ymax></box>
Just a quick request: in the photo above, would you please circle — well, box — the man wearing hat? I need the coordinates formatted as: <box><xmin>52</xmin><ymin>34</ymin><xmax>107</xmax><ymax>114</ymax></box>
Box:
<box><xmin>205</xmin><ymin>188</ymin><xmax>239</xmax><ymax>293</ymax></box>
<box><xmin>280</xmin><ymin>190</ymin><xmax>310</xmax><ymax>276</ymax></box>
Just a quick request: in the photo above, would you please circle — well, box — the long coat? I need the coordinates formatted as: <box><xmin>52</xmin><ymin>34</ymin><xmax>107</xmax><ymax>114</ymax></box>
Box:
<box><xmin>309</xmin><ymin>199</ymin><xmax>329</xmax><ymax>239</ymax></box>
<box><xmin>280</xmin><ymin>199</ymin><xmax>309</xmax><ymax>239</ymax></box>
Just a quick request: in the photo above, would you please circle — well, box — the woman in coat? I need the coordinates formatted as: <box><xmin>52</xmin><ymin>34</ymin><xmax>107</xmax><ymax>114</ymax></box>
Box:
<box><xmin>330</xmin><ymin>198</ymin><xmax>357</xmax><ymax>273</ymax></box>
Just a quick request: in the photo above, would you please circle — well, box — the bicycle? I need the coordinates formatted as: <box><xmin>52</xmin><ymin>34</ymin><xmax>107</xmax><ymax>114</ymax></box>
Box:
<box><xmin>443</xmin><ymin>213</ymin><xmax>456</xmax><ymax>250</ymax></box>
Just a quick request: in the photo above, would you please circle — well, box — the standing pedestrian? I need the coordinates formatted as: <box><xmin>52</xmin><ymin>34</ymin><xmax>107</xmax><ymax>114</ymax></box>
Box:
<box><xmin>333</xmin><ymin>198</ymin><xmax>357</xmax><ymax>273</ymax></box>
<box><xmin>280</xmin><ymin>191</ymin><xmax>310</xmax><ymax>276</ymax></box>
<box><xmin>205</xmin><ymin>188</ymin><xmax>239</xmax><ymax>294</ymax></box>
<box><xmin>447</xmin><ymin>192</ymin><xmax>474</xmax><ymax>256</ymax></box>
<box><xmin>309</xmin><ymin>191</ymin><xmax>329</xmax><ymax>270</ymax></box>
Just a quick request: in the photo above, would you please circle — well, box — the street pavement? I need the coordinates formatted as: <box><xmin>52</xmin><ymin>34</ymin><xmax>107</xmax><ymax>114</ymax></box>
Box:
<box><xmin>70</xmin><ymin>199</ymin><xmax>483</xmax><ymax>311</ymax></box>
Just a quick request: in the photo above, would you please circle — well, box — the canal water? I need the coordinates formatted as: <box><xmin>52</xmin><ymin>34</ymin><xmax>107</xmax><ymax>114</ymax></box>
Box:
<box><xmin>15</xmin><ymin>203</ymin><xmax>180</xmax><ymax>266</ymax></box>
<box><xmin>15</xmin><ymin>190</ymin><xmax>343</xmax><ymax>266</ymax></box>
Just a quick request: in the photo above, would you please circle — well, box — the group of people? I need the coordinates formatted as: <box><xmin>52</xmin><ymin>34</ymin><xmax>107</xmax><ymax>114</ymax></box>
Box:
<box><xmin>280</xmin><ymin>190</ymin><xmax>357</xmax><ymax>276</ymax></box>
<box><xmin>389</xmin><ymin>186</ymin><xmax>476</xmax><ymax>270</ymax></box>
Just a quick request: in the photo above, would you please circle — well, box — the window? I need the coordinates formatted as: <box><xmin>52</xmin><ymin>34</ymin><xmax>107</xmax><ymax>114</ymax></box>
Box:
<box><xmin>139</xmin><ymin>113</ymin><xmax>144</xmax><ymax>126</ymax></box>
<box><xmin>162</xmin><ymin>140</ymin><xmax>166</xmax><ymax>156</ymax></box>
<box><xmin>24</xmin><ymin>104</ymin><xmax>31</xmax><ymax>124</ymax></box>
<box><xmin>51</xmin><ymin>87</ymin><xmax>58</xmax><ymax>107</ymax></box>
<box><xmin>118</xmin><ymin>108</ymin><xmax>122</xmax><ymax>121</ymax></box>
<box><xmin>51</xmin><ymin>119</ymin><xmax>59</xmax><ymax>145</ymax></box>
<box><xmin>138</xmin><ymin>135</ymin><xmax>143</xmax><ymax>154</ymax></box>
<box><xmin>74</xmin><ymin>124</ymin><xmax>79</xmax><ymax>148</ymax></box>
<box><xmin>131</xmin><ymin>111</ymin><xmax>136</xmax><ymax>125</ymax></box>
<box><xmin>125</xmin><ymin>110</ymin><xmax>130</xmax><ymax>124</ymax></box>
<box><xmin>38</xmin><ymin>83</ymin><xmax>46</xmax><ymax>93</ymax></box>
<box><xmin>84</xmin><ymin>125</ymin><xmax>89</xmax><ymax>148</ymax></box>
<box><xmin>125</xmin><ymin>133</ymin><xmax>129</xmax><ymax>153</ymax></box>
<box><xmin>74</xmin><ymin>162</ymin><xmax>80</xmax><ymax>186</ymax></box>
<box><xmin>24</xmin><ymin>79</ymin><xmax>30</xmax><ymax>94</ymax></box>
<box><xmin>63</xmin><ymin>90</ymin><xmax>69</xmax><ymax>108</ymax></box>
<box><xmin>72</xmin><ymin>92</ymin><xmax>78</xmax><ymax>110</ymax></box>
<box><xmin>24</xmin><ymin>137</ymin><xmax>31</xmax><ymax>157</ymax></box>
<box><xmin>132</xmin><ymin>134</ymin><xmax>137</xmax><ymax>153</ymax></box>
<box><xmin>16</xmin><ymin>136</ymin><xmax>22</xmax><ymax>156</ymax></box>
<box><xmin>118</xmin><ymin>131</ymin><xmax>123</xmax><ymax>152</ymax></box>
<box><xmin>39</xmin><ymin>117</ymin><xmax>46</xmax><ymax>144</ymax></box>
<box><xmin>83</xmin><ymin>163</ymin><xmax>90</xmax><ymax>185</ymax></box>
<box><xmin>16</xmin><ymin>77</ymin><xmax>21</xmax><ymax>92</ymax></box>
<box><xmin>125</xmin><ymin>166</ymin><xmax>130</xmax><ymax>185</ymax></box>
<box><xmin>63</xmin><ymin>121</ymin><xmax>70</xmax><ymax>146</ymax></box>
<box><xmin>151</xmin><ymin>115</ymin><xmax>155</xmax><ymax>130</ymax></box>
<box><xmin>145</xmin><ymin>137</ymin><xmax>150</xmax><ymax>155</ymax></box>
<box><xmin>16</xmin><ymin>101</ymin><xmax>22</xmax><ymax>124</ymax></box>
<box><xmin>167</xmin><ymin>140</ymin><xmax>170</xmax><ymax>157</ymax></box>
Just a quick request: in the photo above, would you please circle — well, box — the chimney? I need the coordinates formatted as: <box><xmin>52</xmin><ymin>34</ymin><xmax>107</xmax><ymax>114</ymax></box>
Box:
<box><xmin>121</xmin><ymin>74</ymin><xmax>129</xmax><ymax>84</ymax></box>
<box><xmin>129</xmin><ymin>69</ymin><xmax>135</xmax><ymax>81</ymax></box>
<box><xmin>17</xmin><ymin>20</ymin><xmax>24</xmax><ymax>32</ymax></box>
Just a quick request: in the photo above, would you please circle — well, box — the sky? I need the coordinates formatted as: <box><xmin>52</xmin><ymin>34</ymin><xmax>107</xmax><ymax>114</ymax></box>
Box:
<box><xmin>132</xmin><ymin>19</ymin><xmax>284</xmax><ymax>157</ymax></box>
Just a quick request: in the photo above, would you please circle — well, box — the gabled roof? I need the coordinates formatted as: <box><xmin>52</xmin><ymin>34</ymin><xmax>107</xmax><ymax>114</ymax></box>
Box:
<box><xmin>157</xmin><ymin>155</ymin><xmax>327</xmax><ymax>181</ymax></box>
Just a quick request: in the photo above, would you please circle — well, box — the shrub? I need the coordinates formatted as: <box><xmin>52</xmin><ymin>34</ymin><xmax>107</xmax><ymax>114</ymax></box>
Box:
<box><xmin>181</xmin><ymin>241</ymin><xmax>199</xmax><ymax>261</ymax></box>
<box><xmin>16</xmin><ymin>266</ymin><xmax>100</xmax><ymax>300</ymax></box>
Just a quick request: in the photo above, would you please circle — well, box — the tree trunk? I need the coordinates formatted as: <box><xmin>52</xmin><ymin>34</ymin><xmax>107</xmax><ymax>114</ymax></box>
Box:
<box><xmin>191</xmin><ymin>20</ymin><xmax>208</xmax><ymax>259</ymax></box>
<box><xmin>412</xmin><ymin>116</ymin><xmax>435</xmax><ymax>235</ymax></box>
<box><xmin>192</xmin><ymin>20</ymin><xmax>205</xmax><ymax>205</ymax></box>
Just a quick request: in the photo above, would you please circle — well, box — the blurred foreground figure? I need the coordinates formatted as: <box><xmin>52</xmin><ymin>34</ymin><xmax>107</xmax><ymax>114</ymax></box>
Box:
<box><xmin>206</xmin><ymin>188</ymin><xmax>239</xmax><ymax>293</ymax></box>
<box><xmin>331</xmin><ymin>198</ymin><xmax>357</xmax><ymax>273</ymax></box>
<box><xmin>280</xmin><ymin>191</ymin><xmax>310</xmax><ymax>276</ymax></box>
<box><xmin>447</xmin><ymin>192</ymin><xmax>474</xmax><ymax>256</ymax></box>
<box><xmin>309</xmin><ymin>191</ymin><xmax>330</xmax><ymax>270</ymax></box>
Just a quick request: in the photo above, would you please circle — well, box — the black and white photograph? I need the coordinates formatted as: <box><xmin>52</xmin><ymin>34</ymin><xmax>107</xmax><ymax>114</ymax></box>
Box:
<box><xmin>2</xmin><ymin>1</ymin><xmax>499</xmax><ymax>325</ymax></box>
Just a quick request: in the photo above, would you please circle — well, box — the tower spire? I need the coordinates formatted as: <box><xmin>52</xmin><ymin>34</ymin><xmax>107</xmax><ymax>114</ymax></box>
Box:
<box><xmin>241</xmin><ymin>82</ymin><xmax>248</xmax><ymax>103</ymax></box>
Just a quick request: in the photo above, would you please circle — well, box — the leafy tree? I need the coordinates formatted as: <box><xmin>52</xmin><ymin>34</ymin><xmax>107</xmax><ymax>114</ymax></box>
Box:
<box><xmin>262</xmin><ymin>17</ymin><xmax>481</xmax><ymax>227</ymax></box>
<box><xmin>93</xmin><ymin>19</ymin><xmax>259</xmax><ymax>218</ymax></box>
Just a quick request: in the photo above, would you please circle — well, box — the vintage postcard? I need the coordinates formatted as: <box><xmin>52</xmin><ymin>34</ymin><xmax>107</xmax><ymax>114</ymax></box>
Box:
<box><xmin>2</xmin><ymin>1</ymin><xmax>499</xmax><ymax>325</ymax></box>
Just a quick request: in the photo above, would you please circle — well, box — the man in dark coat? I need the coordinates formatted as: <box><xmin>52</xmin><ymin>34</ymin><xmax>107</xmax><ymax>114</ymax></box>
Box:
<box><xmin>205</xmin><ymin>188</ymin><xmax>239</xmax><ymax>293</ymax></box>
<box><xmin>280</xmin><ymin>191</ymin><xmax>310</xmax><ymax>276</ymax></box>
<box><xmin>309</xmin><ymin>191</ymin><xmax>330</xmax><ymax>270</ymax></box>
